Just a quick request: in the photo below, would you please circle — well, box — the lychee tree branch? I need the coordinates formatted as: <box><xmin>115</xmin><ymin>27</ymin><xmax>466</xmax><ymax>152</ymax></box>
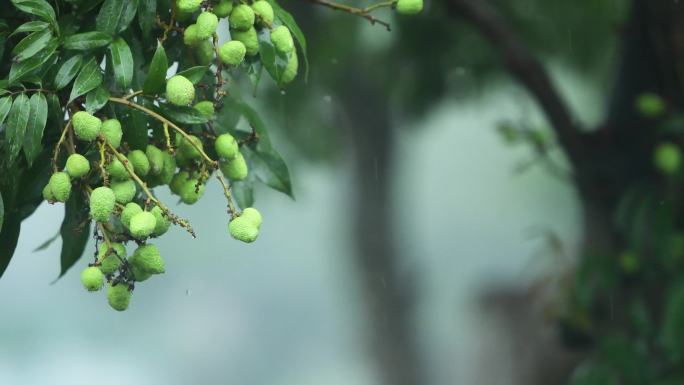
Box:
<box><xmin>304</xmin><ymin>0</ymin><xmax>393</xmax><ymax>31</ymax></box>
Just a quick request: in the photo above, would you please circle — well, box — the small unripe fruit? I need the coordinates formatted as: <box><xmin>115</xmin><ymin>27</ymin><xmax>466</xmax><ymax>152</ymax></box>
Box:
<box><xmin>100</xmin><ymin>119</ymin><xmax>123</xmax><ymax>147</ymax></box>
<box><xmin>42</xmin><ymin>184</ymin><xmax>55</xmax><ymax>202</ymax></box>
<box><xmin>65</xmin><ymin>153</ymin><xmax>90</xmax><ymax>178</ymax></box>
<box><xmin>107</xmin><ymin>283</ymin><xmax>132</xmax><ymax>311</ymax></box>
<box><xmin>72</xmin><ymin>111</ymin><xmax>102</xmax><ymax>141</ymax></box>
<box><xmin>81</xmin><ymin>266</ymin><xmax>104</xmax><ymax>291</ymax></box>
<box><xmin>396</xmin><ymin>0</ymin><xmax>423</xmax><ymax>15</ymax></box>
<box><xmin>215</xmin><ymin>133</ymin><xmax>239</xmax><ymax>159</ymax></box>
<box><xmin>636</xmin><ymin>93</ymin><xmax>665</xmax><ymax>118</ymax></box>
<box><xmin>150</xmin><ymin>152</ymin><xmax>177</xmax><ymax>186</ymax></box>
<box><xmin>193</xmin><ymin>101</ymin><xmax>215</xmax><ymax>118</ymax></box>
<box><xmin>130</xmin><ymin>244</ymin><xmax>165</xmax><ymax>274</ymax></box>
<box><xmin>151</xmin><ymin>206</ymin><xmax>171</xmax><ymax>236</ymax></box>
<box><xmin>231</xmin><ymin>27</ymin><xmax>259</xmax><ymax>56</ymax></box>
<box><xmin>219</xmin><ymin>40</ymin><xmax>246</xmax><ymax>66</ymax></box>
<box><xmin>170</xmin><ymin>171</ymin><xmax>190</xmax><ymax>195</ymax></box>
<box><xmin>195</xmin><ymin>39</ymin><xmax>215</xmax><ymax>66</ymax></box>
<box><xmin>111</xmin><ymin>179</ymin><xmax>137</xmax><ymax>204</ymax></box>
<box><xmin>178</xmin><ymin>135</ymin><xmax>204</xmax><ymax>159</ymax></box>
<box><xmin>196</xmin><ymin>11</ymin><xmax>219</xmax><ymax>39</ymax></box>
<box><xmin>270</xmin><ymin>26</ymin><xmax>294</xmax><ymax>54</ymax></box>
<box><xmin>49</xmin><ymin>172</ymin><xmax>71</xmax><ymax>202</ymax></box>
<box><xmin>229</xmin><ymin>4</ymin><xmax>255</xmax><ymax>31</ymax></box>
<box><xmin>228</xmin><ymin>216</ymin><xmax>259</xmax><ymax>243</ymax></box>
<box><xmin>90</xmin><ymin>186</ymin><xmax>116</xmax><ymax>222</ymax></box>
<box><xmin>98</xmin><ymin>243</ymin><xmax>126</xmax><ymax>275</ymax></box>
<box><xmin>179</xmin><ymin>179</ymin><xmax>206</xmax><ymax>204</ymax></box>
<box><xmin>183</xmin><ymin>24</ymin><xmax>201</xmax><ymax>46</ymax></box>
<box><xmin>213</xmin><ymin>0</ymin><xmax>233</xmax><ymax>18</ymax></box>
<box><xmin>241</xmin><ymin>207</ymin><xmax>263</xmax><ymax>227</ymax></box>
<box><xmin>176</xmin><ymin>0</ymin><xmax>202</xmax><ymax>13</ymax></box>
<box><xmin>252</xmin><ymin>0</ymin><xmax>274</xmax><ymax>27</ymax></box>
<box><xmin>655</xmin><ymin>142</ymin><xmax>682</xmax><ymax>176</ymax></box>
<box><xmin>131</xmin><ymin>264</ymin><xmax>152</xmax><ymax>282</ymax></box>
<box><xmin>281</xmin><ymin>51</ymin><xmax>298</xmax><ymax>84</ymax></box>
<box><xmin>107</xmin><ymin>156</ymin><xmax>130</xmax><ymax>180</ymax></box>
<box><xmin>220</xmin><ymin>152</ymin><xmax>248</xmax><ymax>181</ymax></box>
<box><xmin>166</xmin><ymin>75</ymin><xmax>195</xmax><ymax>106</ymax></box>
<box><xmin>121</xmin><ymin>202</ymin><xmax>142</xmax><ymax>228</ymax></box>
<box><xmin>129</xmin><ymin>211</ymin><xmax>157</xmax><ymax>238</ymax></box>
<box><xmin>146</xmin><ymin>145</ymin><xmax>165</xmax><ymax>175</ymax></box>
<box><xmin>128</xmin><ymin>149</ymin><xmax>150</xmax><ymax>177</ymax></box>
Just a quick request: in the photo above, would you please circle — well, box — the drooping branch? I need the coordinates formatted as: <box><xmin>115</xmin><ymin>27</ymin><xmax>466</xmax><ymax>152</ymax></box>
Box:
<box><xmin>304</xmin><ymin>0</ymin><xmax>393</xmax><ymax>31</ymax></box>
<box><xmin>447</xmin><ymin>0</ymin><xmax>585</xmax><ymax>165</ymax></box>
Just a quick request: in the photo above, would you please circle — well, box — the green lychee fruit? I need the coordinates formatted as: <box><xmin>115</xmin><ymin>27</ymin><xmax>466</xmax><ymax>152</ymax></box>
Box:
<box><xmin>213</xmin><ymin>0</ymin><xmax>233</xmax><ymax>17</ymax></box>
<box><xmin>215</xmin><ymin>133</ymin><xmax>239</xmax><ymax>160</ymax></box>
<box><xmin>90</xmin><ymin>186</ymin><xmax>116</xmax><ymax>222</ymax></box>
<box><xmin>128</xmin><ymin>149</ymin><xmax>150</xmax><ymax>177</ymax></box>
<box><xmin>42</xmin><ymin>184</ymin><xmax>55</xmax><ymax>202</ymax></box>
<box><xmin>396</xmin><ymin>0</ymin><xmax>423</xmax><ymax>15</ymax></box>
<box><xmin>65</xmin><ymin>153</ymin><xmax>90</xmax><ymax>178</ymax></box>
<box><xmin>231</xmin><ymin>27</ymin><xmax>259</xmax><ymax>56</ymax></box>
<box><xmin>195</xmin><ymin>39</ymin><xmax>215</xmax><ymax>66</ymax></box>
<box><xmin>170</xmin><ymin>171</ymin><xmax>191</xmax><ymax>195</ymax></box>
<box><xmin>193</xmin><ymin>101</ymin><xmax>215</xmax><ymax>118</ymax></box>
<box><xmin>111</xmin><ymin>179</ymin><xmax>137</xmax><ymax>204</ymax></box>
<box><xmin>149</xmin><ymin>152</ymin><xmax>177</xmax><ymax>187</ymax></box>
<box><xmin>81</xmin><ymin>266</ymin><xmax>104</xmax><ymax>291</ymax></box>
<box><xmin>166</xmin><ymin>75</ymin><xmax>195</xmax><ymax>106</ymax></box>
<box><xmin>636</xmin><ymin>93</ymin><xmax>665</xmax><ymax>118</ymax></box>
<box><xmin>176</xmin><ymin>0</ymin><xmax>202</xmax><ymax>13</ymax></box>
<box><xmin>241</xmin><ymin>207</ymin><xmax>263</xmax><ymax>227</ymax></box>
<box><xmin>179</xmin><ymin>178</ymin><xmax>206</xmax><ymax>204</ymax></box>
<box><xmin>229</xmin><ymin>4</ymin><xmax>255</xmax><ymax>31</ymax></box>
<box><xmin>178</xmin><ymin>134</ymin><xmax>204</xmax><ymax>159</ymax></box>
<box><xmin>219</xmin><ymin>40</ymin><xmax>246</xmax><ymax>66</ymax></box>
<box><xmin>49</xmin><ymin>172</ymin><xmax>72</xmax><ymax>202</ymax></box>
<box><xmin>281</xmin><ymin>51</ymin><xmax>298</xmax><ymax>84</ymax></box>
<box><xmin>100</xmin><ymin>119</ymin><xmax>123</xmax><ymax>148</ymax></box>
<box><xmin>98</xmin><ymin>243</ymin><xmax>126</xmax><ymax>275</ymax></box>
<box><xmin>270</xmin><ymin>25</ymin><xmax>294</xmax><ymax>54</ymax></box>
<box><xmin>228</xmin><ymin>216</ymin><xmax>259</xmax><ymax>243</ymax></box>
<box><xmin>130</xmin><ymin>244</ymin><xmax>165</xmax><ymax>274</ymax></box>
<box><xmin>655</xmin><ymin>142</ymin><xmax>682</xmax><ymax>176</ymax></box>
<box><xmin>107</xmin><ymin>283</ymin><xmax>132</xmax><ymax>311</ymax></box>
<box><xmin>131</xmin><ymin>264</ymin><xmax>152</xmax><ymax>282</ymax></box>
<box><xmin>219</xmin><ymin>152</ymin><xmax>248</xmax><ymax>181</ymax></box>
<box><xmin>151</xmin><ymin>206</ymin><xmax>171</xmax><ymax>236</ymax></box>
<box><xmin>121</xmin><ymin>202</ymin><xmax>143</xmax><ymax>229</ymax></box>
<box><xmin>129</xmin><ymin>211</ymin><xmax>157</xmax><ymax>238</ymax></box>
<box><xmin>251</xmin><ymin>0</ymin><xmax>274</xmax><ymax>27</ymax></box>
<box><xmin>146</xmin><ymin>145</ymin><xmax>165</xmax><ymax>175</ymax></box>
<box><xmin>72</xmin><ymin>111</ymin><xmax>102</xmax><ymax>141</ymax></box>
<box><xmin>196</xmin><ymin>11</ymin><xmax>219</xmax><ymax>39</ymax></box>
<box><xmin>107</xmin><ymin>156</ymin><xmax>130</xmax><ymax>180</ymax></box>
<box><xmin>184</xmin><ymin>24</ymin><xmax>201</xmax><ymax>46</ymax></box>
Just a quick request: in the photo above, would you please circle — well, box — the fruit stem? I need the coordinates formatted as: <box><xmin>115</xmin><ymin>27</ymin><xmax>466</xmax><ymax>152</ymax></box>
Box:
<box><xmin>215</xmin><ymin>172</ymin><xmax>238</xmax><ymax>217</ymax></box>
<box><xmin>52</xmin><ymin>119</ymin><xmax>72</xmax><ymax>172</ymax></box>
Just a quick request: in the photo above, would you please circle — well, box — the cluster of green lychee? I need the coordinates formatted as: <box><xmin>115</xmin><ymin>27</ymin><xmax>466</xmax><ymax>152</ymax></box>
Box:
<box><xmin>44</xmin><ymin>73</ymin><xmax>264</xmax><ymax>310</ymax></box>
<box><xmin>180</xmin><ymin>0</ymin><xmax>298</xmax><ymax>84</ymax></box>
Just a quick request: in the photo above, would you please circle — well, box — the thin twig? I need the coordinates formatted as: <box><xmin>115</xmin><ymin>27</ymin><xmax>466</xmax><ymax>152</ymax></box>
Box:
<box><xmin>305</xmin><ymin>0</ymin><xmax>392</xmax><ymax>31</ymax></box>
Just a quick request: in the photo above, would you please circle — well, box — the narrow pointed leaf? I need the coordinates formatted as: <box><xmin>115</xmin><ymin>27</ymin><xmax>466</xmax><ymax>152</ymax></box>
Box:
<box><xmin>53</xmin><ymin>54</ymin><xmax>83</xmax><ymax>90</ymax></box>
<box><xmin>11</xmin><ymin>29</ymin><xmax>52</xmax><ymax>61</ymax></box>
<box><xmin>142</xmin><ymin>42</ymin><xmax>167</xmax><ymax>94</ymax></box>
<box><xmin>0</xmin><ymin>96</ymin><xmax>12</xmax><ymax>126</ymax></box>
<box><xmin>23</xmin><ymin>92</ymin><xmax>48</xmax><ymax>165</ymax></box>
<box><xmin>6</xmin><ymin>94</ymin><xmax>31</xmax><ymax>162</ymax></box>
<box><xmin>109</xmin><ymin>37</ymin><xmax>134</xmax><ymax>89</ymax></box>
<box><xmin>57</xmin><ymin>191</ymin><xmax>90</xmax><ymax>279</ymax></box>
<box><xmin>69</xmin><ymin>57</ymin><xmax>103</xmax><ymax>101</ymax></box>
<box><xmin>63</xmin><ymin>32</ymin><xmax>113</xmax><ymax>50</ymax></box>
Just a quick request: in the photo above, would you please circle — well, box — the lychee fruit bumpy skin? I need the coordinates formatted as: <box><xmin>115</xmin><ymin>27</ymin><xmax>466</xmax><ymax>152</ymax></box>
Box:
<box><xmin>270</xmin><ymin>26</ymin><xmax>294</xmax><ymax>54</ymax></box>
<box><xmin>229</xmin><ymin>4</ymin><xmax>255</xmax><ymax>31</ymax></box>
<box><xmin>111</xmin><ymin>179</ymin><xmax>137</xmax><ymax>204</ymax></box>
<box><xmin>219</xmin><ymin>41</ymin><xmax>247</xmax><ymax>67</ymax></box>
<box><xmin>215</xmin><ymin>133</ymin><xmax>239</xmax><ymax>160</ymax></box>
<box><xmin>166</xmin><ymin>75</ymin><xmax>195</xmax><ymax>106</ymax></box>
<box><xmin>107</xmin><ymin>283</ymin><xmax>132</xmax><ymax>311</ymax></box>
<box><xmin>72</xmin><ymin>111</ymin><xmax>102</xmax><ymax>141</ymax></box>
<box><xmin>396</xmin><ymin>0</ymin><xmax>423</xmax><ymax>15</ymax></box>
<box><xmin>121</xmin><ymin>202</ymin><xmax>143</xmax><ymax>229</ymax></box>
<box><xmin>231</xmin><ymin>27</ymin><xmax>259</xmax><ymax>56</ymax></box>
<box><xmin>90</xmin><ymin>186</ymin><xmax>116</xmax><ymax>222</ymax></box>
<box><xmin>129</xmin><ymin>211</ymin><xmax>157</xmax><ymax>238</ymax></box>
<box><xmin>252</xmin><ymin>0</ymin><xmax>274</xmax><ymax>27</ymax></box>
<box><xmin>196</xmin><ymin>12</ymin><xmax>219</xmax><ymax>39</ymax></box>
<box><xmin>100</xmin><ymin>119</ymin><xmax>123</xmax><ymax>148</ymax></box>
<box><xmin>48</xmin><ymin>172</ymin><xmax>72</xmax><ymax>202</ymax></box>
<box><xmin>65</xmin><ymin>153</ymin><xmax>90</xmax><ymax>178</ymax></box>
<box><xmin>81</xmin><ymin>266</ymin><xmax>104</xmax><ymax>291</ymax></box>
<box><xmin>98</xmin><ymin>243</ymin><xmax>126</xmax><ymax>275</ymax></box>
<box><xmin>228</xmin><ymin>216</ymin><xmax>259</xmax><ymax>243</ymax></box>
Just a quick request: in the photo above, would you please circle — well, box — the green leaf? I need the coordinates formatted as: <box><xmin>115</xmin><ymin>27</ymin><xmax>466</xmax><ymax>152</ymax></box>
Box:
<box><xmin>53</xmin><ymin>54</ymin><xmax>83</xmax><ymax>90</ymax></box>
<box><xmin>5</xmin><ymin>94</ymin><xmax>31</xmax><ymax>162</ymax></box>
<box><xmin>12</xmin><ymin>29</ymin><xmax>52</xmax><ymax>61</ymax></box>
<box><xmin>175</xmin><ymin>66</ymin><xmax>209</xmax><ymax>84</ymax></box>
<box><xmin>109</xmin><ymin>37</ymin><xmax>134</xmax><ymax>89</ymax></box>
<box><xmin>156</xmin><ymin>104</ymin><xmax>208</xmax><ymax>124</ymax></box>
<box><xmin>69</xmin><ymin>57</ymin><xmax>103</xmax><ymax>102</ymax></box>
<box><xmin>138</xmin><ymin>0</ymin><xmax>157</xmax><ymax>38</ymax></box>
<box><xmin>11</xmin><ymin>0</ymin><xmax>58</xmax><ymax>30</ymax></box>
<box><xmin>96</xmin><ymin>0</ymin><xmax>139</xmax><ymax>35</ymax></box>
<box><xmin>23</xmin><ymin>92</ymin><xmax>48</xmax><ymax>166</ymax></box>
<box><xmin>231</xmin><ymin>181</ymin><xmax>254</xmax><ymax>209</ymax></box>
<box><xmin>119</xmin><ymin>106</ymin><xmax>149</xmax><ymax>150</ymax></box>
<box><xmin>57</xmin><ymin>191</ymin><xmax>90</xmax><ymax>279</ymax></box>
<box><xmin>46</xmin><ymin>93</ymin><xmax>64</xmax><ymax>130</ymax></box>
<box><xmin>259</xmin><ymin>41</ymin><xmax>281</xmax><ymax>83</ymax></box>
<box><xmin>0</xmin><ymin>214</ymin><xmax>21</xmax><ymax>278</ymax></box>
<box><xmin>8</xmin><ymin>38</ymin><xmax>58</xmax><ymax>85</ymax></box>
<box><xmin>63</xmin><ymin>32</ymin><xmax>113</xmax><ymax>50</ymax></box>
<box><xmin>249</xmin><ymin>148</ymin><xmax>293</xmax><ymax>198</ymax></box>
<box><xmin>0</xmin><ymin>192</ymin><xmax>3</xmax><ymax>233</ymax></box>
<box><xmin>142</xmin><ymin>42</ymin><xmax>168</xmax><ymax>95</ymax></box>
<box><xmin>0</xmin><ymin>96</ymin><xmax>12</xmax><ymax>127</ymax></box>
<box><xmin>85</xmin><ymin>86</ymin><xmax>110</xmax><ymax>113</ymax></box>
<box><xmin>267</xmin><ymin>0</ymin><xmax>309</xmax><ymax>80</ymax></box>
<box><xmin>11</xmin><ymin>21</ymin><xmax>49</xmax><ymax>36</ymax></box>
<box><xmin>33</xmin><ymin>230</ymin><xmax>60</xmax><ymax>252</ymax></box>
